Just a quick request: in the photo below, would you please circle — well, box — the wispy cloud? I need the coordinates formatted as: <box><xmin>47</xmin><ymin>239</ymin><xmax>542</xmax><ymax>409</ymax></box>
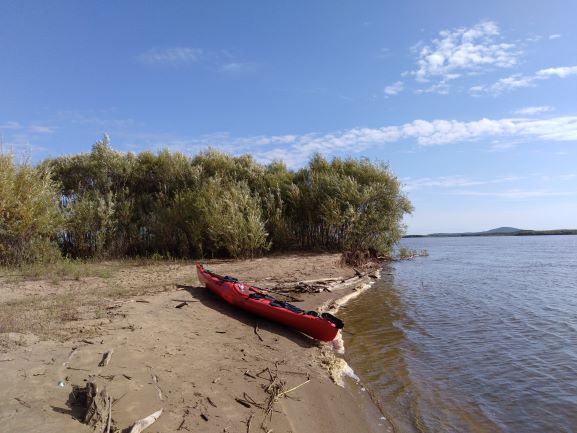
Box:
<box><xmin>471</xmin><ymin>65</ymin><xmax>577</xmax><ymax>95</ymax></box>
<box><xmin>403</xmin><ymin>175</ymin><xmax>522</xmax><ymax>191</ymax></box>
<box><xmin>451</xmin><ymin>189</ymin><xmax>573</xmax><ymax>199</ymax></box>
<box><xmin>412</xmin><ymin>20</ymin><xmax>519</xmax><ymax>89</ymax></box>
<box><xmin>414</xmin><ymin>82</ymin><xmax>449</xmax><ymax>95</ymax></box>
<box><xmin>123</xmin><ymin>115</ymin><xmax>577</xmax><ymax>168</ymax></box>
<box><xmin>28</xmin><ymin>125</ymin><xmax>56</xmax><ymax>134</ymax></box>
<box><xmin>0</xmin><ymin>121</ymin><xmax>22</xmax><ymax>130</ymax></box>
<box><xmin>470</xmin><ymin>74</ymin><xmax>535</xmax><ymax>95</ymax></box>
<box><xmin>138</xmin><ymin>47</ymin><xmax>203</xmax><ymax>65</ymax></box>
<box><xmin>536</xmin><ymin>66</ymin><xmax>577</xmax><ymax>78</ymax></box>
<box><xmin>384</xmin><ymin>81</ymin><xmax>404</xmax><ymax>96</ymax></box>
<box><xmin>219</xmin><ymin>62</ymin><xmax>258</xmax><ymax>74</ymax></box>
<box><xmin>549</xmin><ymin>34</ymin><xmax>561</xmax><ymax>40</ymax></box>
<box><xmin>375</xmin><ymin>47</ymin><xmax>392</xmax><ymax>59</ymax></box>
<box><xmin>489</xmin><ymin>141</ymin><xmax>517</xmax><ymax>152</ymax></box>
<box><xmin>514</xmin><ymin>106</ymin><xmax>554</xmax><ymax>115</ymax></box>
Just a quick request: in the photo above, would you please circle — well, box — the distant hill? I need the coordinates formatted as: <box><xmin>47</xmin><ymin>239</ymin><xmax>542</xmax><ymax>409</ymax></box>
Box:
<box><xmin>426</xmin><ymin>227</ymin><xmax>523</xmax><ymax>237</ymax></box>
<box><xmin>483</xmin><ymin>227</ymin><xmax>522</xmax><ymax>234</ymax></box>
<box><xmin>404</xmin><ymin>227</ymin><xmax>577</xmax><ymax>238</ymax></box>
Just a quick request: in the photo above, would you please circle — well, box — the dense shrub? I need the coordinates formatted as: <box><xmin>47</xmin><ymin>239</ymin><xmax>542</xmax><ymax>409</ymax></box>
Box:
<box><xmin>15</xmin><ymin>136</ymin><xmax>413</xmax><ymax>262</ymax></box>
<box><xmin>0</xmin><ymin>154</ymin><xmax>62</xmax><ymax>265</ymax></box>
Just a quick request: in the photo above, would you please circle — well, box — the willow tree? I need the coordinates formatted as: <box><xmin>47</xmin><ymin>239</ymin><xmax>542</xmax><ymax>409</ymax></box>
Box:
<box><xmin>285</xmin><ymin>154</ymin><xmax>412</xmax><ymax>256</ymax></box>
<box><xmin>40</xmin><ymin>138</ymin><xmax>412</xmax><ymax>261</ymax></box>
<box><xmin>0</xmin><ymin>154</ymin><xmax>62</xmax><ymax>265</ymax></box>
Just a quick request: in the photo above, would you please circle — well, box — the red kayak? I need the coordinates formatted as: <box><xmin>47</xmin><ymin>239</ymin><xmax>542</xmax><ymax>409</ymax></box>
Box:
<box><xmin>196</xmin><ymin>264</ymin><xmax>343</xmax><ymax>342</ymax></box>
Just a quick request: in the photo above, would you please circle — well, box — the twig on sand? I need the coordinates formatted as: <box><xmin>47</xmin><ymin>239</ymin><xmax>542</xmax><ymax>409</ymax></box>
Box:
<box><xmin>245</xmin><ymin>414</ymin><xmax>253</xmax><ymax>433</ymax></box>
<box><xmin>177</xmin><ymin>418</ymin><xmax>186</xmax><ymax>431</ymax></box>
<box><xmin>14</xmin><ymin>397</ymin><xmax>31</xmax><ymax>408</ymax></box>
<box><xmin>98</xmin><ymin>349</ymin><xmax>114</xmax><ymax>367</ymax></box>
<box><xmin>67</xmin><ymin>367</ymin><xmax>91</xmax><ymax>371</ymax></box>
<box><xmin>149</xmin><ymin>368</ymin><xmax>163</xmax><ymax>401</ymax></box>
<box><xmin>253</xmin><ymin>323</ymin><xmax>263</xmax><ymax>342</ymax></box>
<box><xmin>235</xmin><ymin>398</ymin><xmax>251</xmax><ymax>408</ymax></box>
<box><xmin>106</xmin><ymin>396</ymin><xmax>112</xmax><ymax>433</ymax></box>
<box><xmin>63</xmin><ymin>347</ymin><xmax>77</xmax><ymax>368</ymax></box>
<box><xmin>207</xmin><ymin>396</ymin><xmax>217</xmax><ymax>407</ymax></box>
<box><xmin>112</xmin><ymin>392</ymin><xmax>127</xmax><ymax>407</ymax></box>
<box><xmin>243</xmin><ymin>393</ymin><xmax>264</xmax><ymax>409</ymax></box>
<box><xmin>128</xmin><ymin>408</ymin><xmax>163</xmax><ymax>433</ymax></box>
<box><xmin>175</xmin><ymin>302</ymin><xmax>187</xmax><ymax>309</ymax></box>
<box><xmin>276</xmin><ymin>377</ymin><xmax>311</xmax><ymax>398</ymax></box>
<box><xmin>177</xmin><ymin>408</ymin><xmax>189</xmax><ymax>431</ymax></box>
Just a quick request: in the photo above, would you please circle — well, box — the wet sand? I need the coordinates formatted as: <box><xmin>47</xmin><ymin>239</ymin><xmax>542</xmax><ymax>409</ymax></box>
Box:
<box><xmin>0</xmin><ymin>254</ymin><xmax>389</xmax><ymax>433</ymax></box>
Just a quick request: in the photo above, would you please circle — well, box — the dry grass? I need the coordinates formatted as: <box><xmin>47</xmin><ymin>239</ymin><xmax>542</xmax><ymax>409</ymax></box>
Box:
<box><xmin>0</xmin><ymin>260</ymin><xmax>197</xmax><ymax>349</ymax></box>
<box><xmin>0</xmin><ymin>293</ymin><xmax>81</xmax><ymax>340</ymax></box>
<box><xmin>0</xmin><ymin>256</ymin><xmax>196</xmax><ymax>283</ymax></box>
<box><xmin>0</xmin><ymin>260</ymin><xmax>116</xmax><ymax>283</ymax></box>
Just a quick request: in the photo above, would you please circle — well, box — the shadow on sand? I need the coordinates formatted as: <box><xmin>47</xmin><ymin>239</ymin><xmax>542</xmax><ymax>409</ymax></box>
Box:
<box><xmin>176</xmin><ymin>284</ymin><xmax>319</xmax><ymax>349</ymax></box>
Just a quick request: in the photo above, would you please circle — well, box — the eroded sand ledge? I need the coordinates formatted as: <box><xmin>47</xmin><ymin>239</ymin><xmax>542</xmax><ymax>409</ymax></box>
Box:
<box><xmin>0</xmin><ymin>254</ymin><xmax>389</xmax><ymax>433</ymax></box>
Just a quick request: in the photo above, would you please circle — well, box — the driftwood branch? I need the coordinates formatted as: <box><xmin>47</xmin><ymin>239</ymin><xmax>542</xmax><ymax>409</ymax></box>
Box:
<box><xmin>270</xmin><ymin>274</ymin><xmax>365</xmax><ymax>295</ymax></box>
<box><xmin>129</xmin><ymin>408</ymin><xmax>163</xmax><ymax>433</ymax></box>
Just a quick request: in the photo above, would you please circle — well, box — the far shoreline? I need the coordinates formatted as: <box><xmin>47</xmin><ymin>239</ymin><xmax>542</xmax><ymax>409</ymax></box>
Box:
<box><xmin>404</xmin><ymin>229</ymin><xmax>577</xmax><ymax>238</ymax></box>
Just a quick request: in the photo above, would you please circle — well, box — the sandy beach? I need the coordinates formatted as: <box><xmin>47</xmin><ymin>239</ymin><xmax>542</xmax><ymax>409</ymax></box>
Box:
<box><xmin>0</xmin><ymin>254</ymin><xmax>389</xmax><ymax>433</ymax></box>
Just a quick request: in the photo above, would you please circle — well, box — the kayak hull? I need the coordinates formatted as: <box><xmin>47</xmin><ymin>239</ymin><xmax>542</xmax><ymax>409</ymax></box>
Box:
<box><xmin>196</xmin><ymin>264</ymin><xmax>341</xmax><ymax>342</ymax></box>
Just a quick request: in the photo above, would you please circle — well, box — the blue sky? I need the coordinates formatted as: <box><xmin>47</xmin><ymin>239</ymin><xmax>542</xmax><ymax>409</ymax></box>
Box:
<box><xmin>1</xmin><ymin>0</ymin><xmax>576</xmax><ymax>234</ymax></box>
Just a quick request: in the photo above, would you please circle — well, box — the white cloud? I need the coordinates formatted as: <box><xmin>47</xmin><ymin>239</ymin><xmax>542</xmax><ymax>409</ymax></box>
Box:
<box><xmin>470</xmin><ymin>73</ymin><xmax>536</xmax><ymax>95</ymax></box>
<box><xmin>384</xmin><ymin>81</ymin><xmax>404</xmax><ymax>95</ymax></box>
<box><xmin>536</xmin><ymin>66</ymin><xmax>577</xmax><ymax>78</ymax></box>
<box><xmin>451</xmin><ymin>189</ymin><xmax>573</xmax><ymax>199</ymax></box>
<box><xmin>415</xmin><ymin>81</ymin><xmax>450</xmax><ymax>95</ymax></box>
<box><xmin>489</xmin><ymin>142</ymin><xmax>517</xmax><ymax>152</ymax></box>
<box><xmin>219</xmin><ymin>62</ymin><xmax>258</xmax><ymax>74</ymax></box>
<box><xmin>471</xmin><ymin>65</ymin><xmax>577</xmax><ymax>95</ymax></box>
<box><xmin>514</xmin><ymin>106</ymin><xmax>554</xmax><ymax>115</ymax></box>
<box><xmin>0</xmin><ymin>121</ymin><xmax>22</xmax><ymax>130</ymax></box>
<box><xmin>549</xmin><ymin>34</ymin><xmax>561</xmax><ymax>40</ymax></box>
<box><xmin>413</xmin><ymin>20</ymin><xmax>519</xmax><ymax>85</ymax></box>
<box><xmin>376</xmin><ymin>48</ymin><xmax>392</xmax><ymax>59</ymax></box>
<box><xmin>280</xmin><ymin>116</ymin><xmax>577</xmax><ymax>161</ymax></box>
<box><xmin>29</xmin><ymin>125</ymin><xmax>56</xmax><ymax>134</ymax></box>
<box><xmin>117</xmin><ymin>115</ymin><xmax>577</xmax><ymax>168</ymax></box>
<box><xmin>403</xmin><ymin>175</ymin><xmax>521</xmax><ymax>191</ymax></box>
<box><xmin>138</xmin><ymin>47</ymin><xmax>203</xmax><ymax>65</ymax></box>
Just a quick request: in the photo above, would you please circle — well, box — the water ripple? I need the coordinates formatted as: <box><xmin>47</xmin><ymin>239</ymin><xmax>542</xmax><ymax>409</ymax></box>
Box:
<box><xmin>340</xmin><ymin>236</ymin><xmax>577</xmax><ymax>433</ymax></box>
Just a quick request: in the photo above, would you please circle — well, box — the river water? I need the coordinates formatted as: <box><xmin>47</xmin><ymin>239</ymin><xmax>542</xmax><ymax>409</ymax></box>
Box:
<box><xmin>340</xmin><ymin>235</ymin><xmax>577</xmax><ymax>433</ymax></box>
